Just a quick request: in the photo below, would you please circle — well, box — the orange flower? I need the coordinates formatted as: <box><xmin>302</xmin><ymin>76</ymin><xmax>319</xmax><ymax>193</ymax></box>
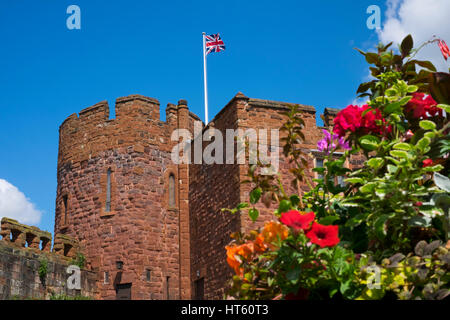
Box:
<box><xmin>254</xmin><ymin>234</ymin><xmax>268</xmax><ymax>253</ymax></box>
<box><xmin>237</xmin><ymin>243</ymin><xmax>254</xmax><ymax>259</ymax></box>
<box><xmin>261</xmin><ymin>221</ymin><xmax>289</xmax><ymax>244</ymax></box>
<box><xmin>225</xmin><ymin>242</ymin><xmax>255</xmax><ymax>276</ymax></box>
<box><xmin>226</xmin><ymin>245</ymin><xmax>242</xmax><ymax>275</ymax></box>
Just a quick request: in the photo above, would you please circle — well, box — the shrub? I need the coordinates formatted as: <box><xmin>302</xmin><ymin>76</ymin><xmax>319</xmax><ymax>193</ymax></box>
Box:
<box><xmin>224</xmin><ymin>34</ymin><xmax>450</xmax><ymax>300</ymax></box>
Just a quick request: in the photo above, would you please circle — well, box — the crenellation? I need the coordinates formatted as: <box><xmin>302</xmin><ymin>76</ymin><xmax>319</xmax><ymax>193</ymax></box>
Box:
<box><xmin>0</xmin><ymin>218</ymin><xmax>76</xmax><ymax>257</ymax></box>
<box><xmin>115</xmin><ymin>94</ymin><xmax>161</xmax><ymax>122</ymax></box>
<box><xmin>79</xmin><ymin>100</ymin><xmax>110</xmax><ymax>121</ymax></box>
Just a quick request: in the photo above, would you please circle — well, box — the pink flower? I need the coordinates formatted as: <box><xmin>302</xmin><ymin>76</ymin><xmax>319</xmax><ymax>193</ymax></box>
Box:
<box><xmin>317</xmin><ymin>130</ymin><xmax>351</xmax><ymax>154</ymax></box>
<box><xmin>438</xmin><ymin>39</ymin><xmax>450</xmax><ymax>61</ymax></box>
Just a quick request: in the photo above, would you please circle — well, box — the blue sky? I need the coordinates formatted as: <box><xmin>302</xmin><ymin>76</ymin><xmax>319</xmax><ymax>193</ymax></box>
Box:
<box><xmin>1</xmin><ymin>0</ymin><xmax>447</xmax><ymax>234</ymax></box>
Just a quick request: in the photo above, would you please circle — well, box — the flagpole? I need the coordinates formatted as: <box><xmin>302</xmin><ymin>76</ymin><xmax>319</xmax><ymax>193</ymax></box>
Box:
<box><xmin>202</xmin><ymin>32</ymin><xmax>209</xmax><ymax>125</ymax></box>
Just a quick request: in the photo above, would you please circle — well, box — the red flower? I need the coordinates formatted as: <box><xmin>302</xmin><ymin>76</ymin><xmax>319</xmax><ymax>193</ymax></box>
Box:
<box><xmin>438</xmin><ymin>39</ymin><xmax>450</xmax><ymax>61</ymax></box>
<box><xmin>305</xmin><ymin>222</ymin><xmax>340</xmax><ymax>248</ymax></box>
<box><xmin>333</xmin><ymin>105</ymin><xmax>362</xmax><ymax>137</ymax></box>
<box><xmin>415</xmin><ymin>201</ymin><xmax>423</xmax><ymax>207</ymax></box>
<box><xmin>280</xmin><ymin>210</ymin><xmax>315</xmax><ymax>231</ymax></box>
<box><xmin>422</xmin><ymin>159</ymin><xmax>434</xmax><ymax>167</ymax></box>
<box><xmin>333</xmin><ymin>104</ymin><xmax>389</xmax><ymax>138</ymax></box>
<box><xmin>405</xmin><ymin>92</ymin><xmax>442</xmax><ymax>119</ymax></box>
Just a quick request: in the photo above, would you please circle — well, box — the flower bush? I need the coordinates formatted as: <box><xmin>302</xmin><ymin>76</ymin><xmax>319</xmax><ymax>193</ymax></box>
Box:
<box><xmin>224</xmin><ymin>34</ymin><xmax>450</xmax><ymax>300</ymax></box>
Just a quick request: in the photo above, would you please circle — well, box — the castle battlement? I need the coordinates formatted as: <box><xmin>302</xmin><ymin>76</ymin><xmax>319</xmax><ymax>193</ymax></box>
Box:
<box><xmin>0</xmin><ymin>217</ymin><xmax>79</xmax><ymax>259</ymax></box>
<box><xmin>57</xmin><ymin>94</ymin><xmax>198</xmax><ymax>165</ymax></box>
<box><xmin>51</xmin><ymin>91</ymin><xmax>345</xmax><ymax>300</ymax></box>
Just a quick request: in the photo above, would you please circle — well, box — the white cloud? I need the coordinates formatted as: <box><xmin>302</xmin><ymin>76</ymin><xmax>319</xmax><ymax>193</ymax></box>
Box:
<box><xmin>377</xmin><ymin>0</ymin><xmax>450</xmax><ymax>71</ymax></box>
<box><xmin>0</xmin><ymin>179</ymin><xmax>42</xmax><ymax>225</ymax></box>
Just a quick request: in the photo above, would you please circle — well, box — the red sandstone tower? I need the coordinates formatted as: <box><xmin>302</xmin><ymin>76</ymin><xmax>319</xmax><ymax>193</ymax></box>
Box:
<box><xmin>55</xmin><ymin>95</ymin><xmax>198</xmax><ymax>299</ymax></box>
<box><xmin>55</xmin><ymin>92</ymin><xmax>345</xmax><ymax>300</ymax></box>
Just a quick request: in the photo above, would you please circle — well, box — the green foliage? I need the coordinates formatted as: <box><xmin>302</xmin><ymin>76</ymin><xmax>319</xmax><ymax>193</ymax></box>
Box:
<box><xmin>38</xmin><ymin>258</ymin><xmax>48</xmax><ymax>284</ymax></box>
<box><xmin>70</xmin><ymin>252</ymin><xmax>86</xmax><ymax>269</ymax></box>
<box><xmin>357</xmin><ymin>241</ymin><xmax>450</xmax><ymax>300</ymax></box>
<box><xmin>223</xmin><ymin>34</ymin><xmax>450</xmax><ymax>300</ymax></box>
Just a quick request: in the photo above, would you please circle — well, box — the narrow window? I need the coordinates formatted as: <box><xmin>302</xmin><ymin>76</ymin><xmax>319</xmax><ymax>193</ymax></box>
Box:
<box><xmin>337</xmin><ymin>175</ymin><xmax>346</xmax><ymax>187</ymax></box>
<box><xmin>106</xmin><ymin>169</ymin><xmax>111</xmax><ymax>212</ymax></box>
<box><xmin>146</xmin><ymin>269</ymin><xmax>151</xmax><ymax>282</ymax></box>
<box><xmin>63</xmin><ymin>195</ymin><xmax>68</xmax><ymax>225</ymax></box>
<box><xmin>168</xmin><ymin>174</ymin><xmax>175</xmax><ymax>207</ymax></box>
<box><xmin>315</xmin><ymin>158</ymin><xmax>324</xmax><ymax>180</ymax></box>
<box><xmin>104</xmin><ymin>272</ymin><xmax>109</xmax><ymax>284</ymax></box>
<box><xmin>194</xmin><ymin>278</ymin><xmax>205</xmax><ymax>300</ymax></box>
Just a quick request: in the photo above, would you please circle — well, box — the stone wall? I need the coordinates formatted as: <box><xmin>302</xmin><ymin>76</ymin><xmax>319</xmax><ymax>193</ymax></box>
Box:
<box><xmin>0</xmin><ymin>218</ymin><xmax>97</xmax><ymax>299</ymax></box>
<box><xmin>55</xmin><ymin>95</ymin><xmax>198</xmax><ymax>299</ymax></box>
<box><xmin>188</xmin><ymin>93</ymin><xmax>358</xmax><ymax>299</ymax></box>
<box><xmin>53</xmin><ymin>91</ymin><xmax>355</xmax><ymax>300</ymax></box>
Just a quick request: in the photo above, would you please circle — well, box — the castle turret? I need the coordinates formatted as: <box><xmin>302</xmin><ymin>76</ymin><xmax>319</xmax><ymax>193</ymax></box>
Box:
<box><xmin>55</xmin><ymin>94</ymin><xmax>193</xmax><ymax>300</ymax></box>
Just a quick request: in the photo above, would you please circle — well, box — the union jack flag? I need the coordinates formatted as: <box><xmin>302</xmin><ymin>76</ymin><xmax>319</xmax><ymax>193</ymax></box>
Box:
<box><xmin>205</xmin><ymin>34</ymin><xmax>226</xmax><ymax>55</ymax></box>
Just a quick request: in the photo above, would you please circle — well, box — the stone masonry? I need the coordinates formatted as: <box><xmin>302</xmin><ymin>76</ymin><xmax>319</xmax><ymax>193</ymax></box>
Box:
<box><xmin>0</xmin><ymin>218</ymin><xmax>97</xmax><ymax>299</ymax></box>
<box><xmin>51</xmin><ymin>92</ymin><xmax>357</xmax><ymax>300</ymax></box>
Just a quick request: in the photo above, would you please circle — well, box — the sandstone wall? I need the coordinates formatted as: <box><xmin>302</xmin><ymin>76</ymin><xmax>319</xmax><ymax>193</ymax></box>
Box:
<box><xmin>56</xmin><ymin>95</ymin><xmax>195</xmax><ymax>299</ymax></box>
<box><xmin>189</xmin><ymin>93</ymin><xmax>351</xmax><ymax>299</ymax></box>
<box><xmin>0</xmin><ymin>218</ymin><xmax>97</xmax><ymax>299</ymax></box>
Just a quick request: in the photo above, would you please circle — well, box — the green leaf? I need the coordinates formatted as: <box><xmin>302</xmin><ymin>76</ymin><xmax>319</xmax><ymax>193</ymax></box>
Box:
<box><xmin>424</xmin><ymin>132</ymin><xmax>435</xmax><ymax>139</ymax></box>
<box><xmin>313</xmin><ymin>167</ymin><xmax>326</xmax><ymax>174</ymax></box>
<box><xmin>387</xmin><ymin>164</ymin><xmax>398</xmax><ymax>174</ymax></box>
<box><xmin>319</xmin><ymin>216</ymin><xmax>339</xmax><ymax>225</ymax></box>
<box><xmin>286</xmin><ymin>267</ymin><xmax>301</xmax><ymax>284</ymax></box>
<box><xmin>408</xmin><ymin>216</ymin><xmax>432</xmax><ymax>227</ymax></box>
<box><xmin>399</xmin><ymin>96</ymin><xmax>413</xmax><ymax>106</ymax></box>
<box><xmin>359</xmin><ymin>135</ymin><xmax>380</xmax><ymax>151</ymax></box>
<box><xmin>360</xmin><ymin>182</ymin><xmax>377</xmax><ymax>193</ymax></box>
<box><xmin>416</xmin><ymin>137</ymin><xmax>431</xmax><ymax>151</ymax></box>
<box><xmin>250</xmin><ymin>188</ymin><xmax>262</xmax><ymax>204</ymax></box>
<box><xmin>407</xmin><ymin>85</ymin><xmax>418</xmax><ymax>93</ymax></box>
<box><xmin>345</xmin><ymin>177</ymin><xmax>364</xmax><ymax>184</ymax></box>
<box><xmin>345</xmin><ymin>213</ymin><xmax>367</xmax><ymax>227</ymax></box>
<box><xmin>423</xmin><ymin>164</ymin><xmax>444</xmax><ymax>172</ymax></box>
<box><xmin>278</xmin><ymin>200</ymin><xmax>291</xmax><ymax>214</ymax></box>
<box><xmin>389</xmin><ymin>150</ymin><xmax>408</xmax><ymax>158</ymax></box>
<box><xmin>400</xmin><ymin>34</ymin><xmax>413</xmax><ymax>57</ymax></box>
<box><xmin>365</xmin><ymin>53</ymin><xmax>379</xmax><ymax>64</ymax></box>
<box><xmin>248</xmin><ymin>208</ymin><xmax>259</xmax><ymax>222</ymax></box>
<box><xmin>367</xmin><ymin>157</ymin><xmax>384</xmax><ymax>169</ymax></box>
<box><xmin>340</xmin><ymin>280</ymin><xmax>352</xmax><ymax>295</ymax></box>
<box><xmin>290</xmin><ymin>195</ymin><xmax>300</xmax><ymax>208</ymax></box>
<box><xmin>393</xmin><ymin>142</ymin><xmax>412</xmax><ymax>151</ymax></box>
<box><xmin>419</xmin><ymin>120</ymin><xmax>436</xmax><ymax>130</ymax></box>
<box><xmin>415</xmin><ymin>60</ymin><xmax>437</xmax><ymax>72</ymax></box>
<box><xmin>384</xmin><ymin>101</ymin><xmax>403</xmax><ymax>114</ymax></box>
<box><xmin>437</xmin><ymin>104</ymin><xmax>450</xmax><ymax>113</ymax></box>
<box><xmin>374</xmin><ymin>215</ymin><xmax>390</xmax><ymax>239</ymax></box>
<box><xmin>237</xmin><ymin>202</ymin><xmax>249</xmax><ymax>210</ymax></box>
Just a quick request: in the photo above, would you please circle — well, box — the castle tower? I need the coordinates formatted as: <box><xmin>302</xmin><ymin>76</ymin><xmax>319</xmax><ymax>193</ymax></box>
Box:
<box><xmin>55</xmin><ymin>95</ymin><xmax>196</xmax><ymax>299</ymax></box>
